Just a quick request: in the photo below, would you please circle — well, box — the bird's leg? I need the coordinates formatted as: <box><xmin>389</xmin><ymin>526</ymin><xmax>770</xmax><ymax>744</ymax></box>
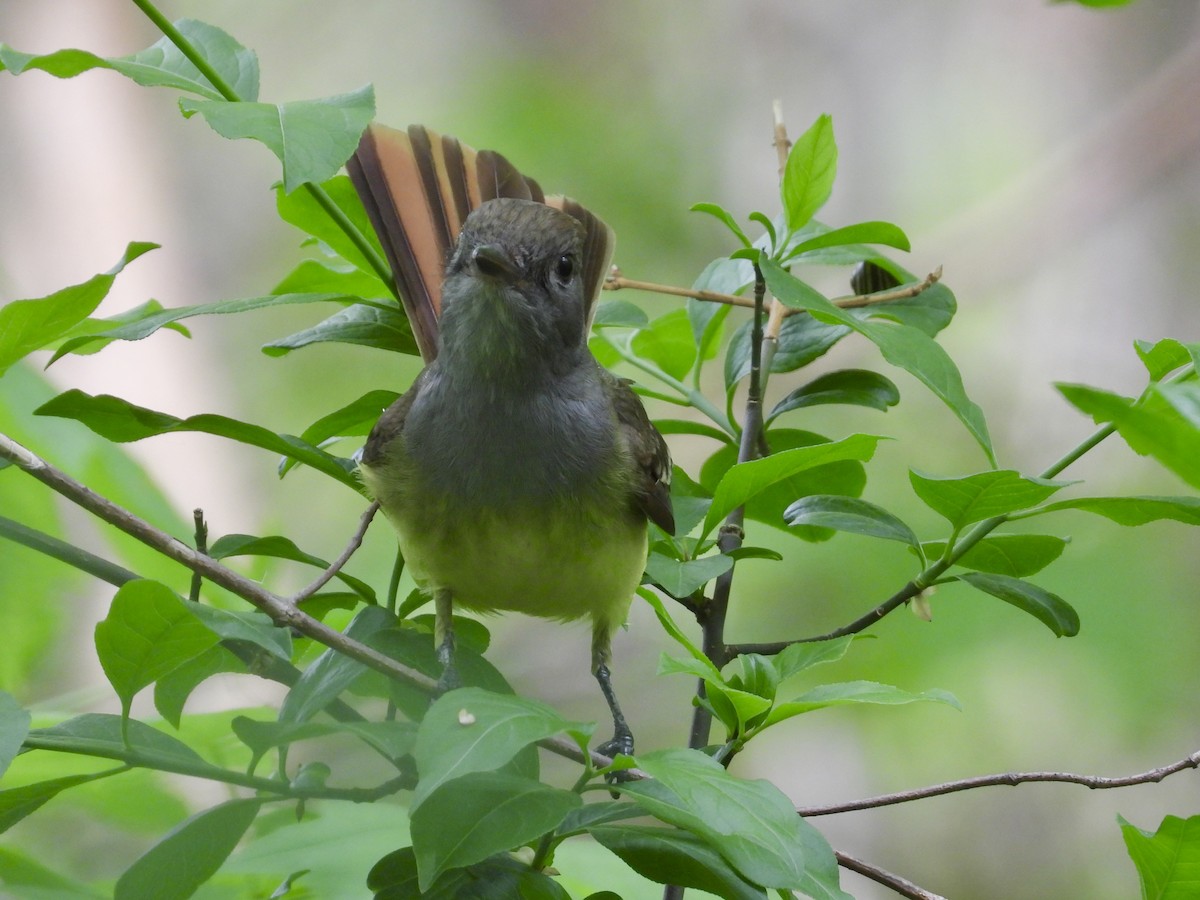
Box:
<box><xmin>592</xmin><ymin>626</ymin><xmax>634</xmax><ymax>763</ymax></box>
<box><xmin>434</xmin><ymin>588</ymin><xmax>461</xmax><ymax>693</ymax></box>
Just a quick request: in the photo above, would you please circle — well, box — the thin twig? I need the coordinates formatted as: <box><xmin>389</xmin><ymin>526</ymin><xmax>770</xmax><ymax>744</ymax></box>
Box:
<box><xmin>836</xmin><ymin>851</ymin><xmax>947</xmax><ymax>900</ymax></box>
<box><xmin>189</xmin><ymin>508</ymin><xmax>207</xmax><ymax>603</ymax></box>
<box><xmin>288</xmin><ymin>501</ymin><xmax>379</xmax><ymax>604</ymax></box>
<box><xmin>604</xmin><ymin>267</ymin><xmax>942</xmax><ymax>317</ymax></box>
<box><xmin>772</xmin><ymin>99</ymin><xmax>792</xmax><ymax>177</ymax></box>
<box><xmin>799</xmin><ymin>750</ymin><xmax>1200</xmax><ymax>817</ymax></box>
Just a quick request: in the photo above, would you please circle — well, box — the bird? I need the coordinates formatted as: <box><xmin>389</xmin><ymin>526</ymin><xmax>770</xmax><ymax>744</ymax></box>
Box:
<box><xmin>347</xmin><ymin>124</ymin><xmax>674</xmax><ymax>760</ymax></box>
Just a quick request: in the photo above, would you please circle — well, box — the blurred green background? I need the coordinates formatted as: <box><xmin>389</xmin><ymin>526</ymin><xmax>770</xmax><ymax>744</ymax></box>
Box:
<box><xmin>1</xmin><ymin>1</ymin><xmax>1198</xmax><ymax>897</ymax></box>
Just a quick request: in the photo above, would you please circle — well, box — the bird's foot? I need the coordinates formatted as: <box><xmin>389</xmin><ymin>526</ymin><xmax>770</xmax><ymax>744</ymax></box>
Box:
<box><xmin>597</xmin><ymin>729</ymin><xmax>636</xmax><ymax>786</ymax></box>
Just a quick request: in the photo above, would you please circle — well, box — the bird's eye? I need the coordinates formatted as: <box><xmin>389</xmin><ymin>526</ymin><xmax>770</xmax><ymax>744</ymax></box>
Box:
<box><xmin>554</xmin><ymin>254</ymin><xmax>574</xmax><ymax>282</ymax></box>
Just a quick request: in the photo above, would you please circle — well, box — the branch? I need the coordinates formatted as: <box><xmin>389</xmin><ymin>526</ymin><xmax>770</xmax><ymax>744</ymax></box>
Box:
<box><xmin>836</xmin><ymin>851</ymin><xmax>946</xmax><ymax>900</ymax></box>
<box><xmin>288</xmin><ymin>501</ymin><xmax>379</xmax><ymax>604</ymax></box>
<box><xmin>603</xmin><ymin>266</ymin><xmax>942</xmax><ymax>317</ymax></box>
<box><xmin>0</xmin><ymin>431</ymin><xmax>436</xmax><ymax>693</ymax></box>
<box><xmin>799</xmin><ymin>749</ymin><xmax>1200</xmax><ymax>817</ymax></box>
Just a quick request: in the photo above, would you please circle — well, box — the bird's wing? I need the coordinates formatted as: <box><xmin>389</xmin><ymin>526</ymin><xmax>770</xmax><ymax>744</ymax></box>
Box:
<box><xmin>606</xmin><ymin>370</ymin><xmax>675</xmax><ymax>535</ymax></box>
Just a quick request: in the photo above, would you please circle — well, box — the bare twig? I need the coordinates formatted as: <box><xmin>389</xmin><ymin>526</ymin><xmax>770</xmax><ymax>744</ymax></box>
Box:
<box><xmin>772</xmin><ymin>98</ymin><xmax>792</xmax><ymax>177</ymax></box>
<box><xmin>189</xmin><ymin>508</ymin><xmax>207</xmax><ymax>603</ymax></box>
<box><xmin>836</xmin><ymin>851</ymin><xmax>947</xmax><ymax>900</ymax></box>
<box><xmin>799</xmin><ymin>750</ymin><xmax>1200</xmax><ymax>817</ymax></box>
<box><xmin>287</xmin><ymin>501</ymin><xmax>380</xmax><ymax>604</ymax></box>
<box><xmin>604</xmin><ymin>267</ymin><xmax>942</xmax><ymax>317</ymax></box>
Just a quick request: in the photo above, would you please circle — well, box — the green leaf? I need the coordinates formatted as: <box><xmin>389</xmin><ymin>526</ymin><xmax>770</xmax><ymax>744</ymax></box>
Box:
<box><xmin>654</xmin><ymin>419</ymin><xmax>735</xmax><ymax>445</ymax></box>
<box><xmin>412</xmin><ymin>688</ymin><xmax>590</xmax><ymax>811</ymax></box>
<box><xmin>593</xmin><ymin>299</ymin><xmax>650</xmax><ymax>329</ymax></box>
<box><xmin>0</xmin><ymin>845</ymin><xmax>106</xmax><ymax>898</ymax></box>
<box><xmin>368</xmin><ymin>848</ymin><xmax>570</xmax><ymax>899</ymax></box>
<box><xmin>279</xmin><ymin>606</ymin><xmax>394</xmax><ymax>724</ymax></box>
<box><xmin>0</xmin><ymin>691</ymin><xmax>30</xmax><ymax>779</ymax></box>
<box><xmin>114</xmin><ymin>798</ymin><xmax>263</xmax><ymax>900</ymax></box>
<box><xmin>48</xmin><ymin>292</ymin><xmax>357</xmax><ymax>364</ymax></box>
<box><xmin>763</xmin><ymin>258</ymin><xmax>994</xmax><ymax>464</ymax></box>
<box><xmin>726</xmin><ymin>314</ymin><xmax>849</xmax><ymax>390</ymax></box>
<box><xmin>631</xmin><ymin>308</ymin><xmax>697</xmax><ymax>381</ymax></box>
<box><xmin>557</xmin><ymin>801</ymin><xmax>643</xmax><ymax>836</ymax></box>
<box><xmin>93</xmin><ymin>580</ymin><xmax>221</xmax><ymax>715</ymax></box>
<box><xmin>154</xmin><ymin>645</ymin><xmax>247</xmax><ymax>728</ymax></box>
<box><xmin>186</xmin><ymin>604</ymin><xmax>294</xmax><ymax>658</ymax></box>
<box><xmin>769</xmin><ymin>369</ymin><xmax>900</xmax><ymax>420</ymax></box>
<box><xmin>784</xmin><ymin>495</ymin><xmax>921</xmax><ymax>555</ymax></box>
<box><xmin>702</xmin><ymin>434</ymin><xmax>883</xmax><ymax>538</ymax></box>
<box><xmin>262</xmin><ymin>302</ymin><xmax>416</xmax><ymax>357</ymax></box>
<box><xmin>275</xmin><ymin>175</ymin><xmax>385</xmax><ymax>278</ymax></box>
<box><xmin>620</xmin><ymin>748</ymin><xmax>843</xmax><ymax>893</ymax></box>
<box><xmin>0</xmin><ymin>242</ymin><xmax>157</xmax><ymax>377</ymax></box>
<box><xmin>771</xmin><ymin>637</ymin><xmax>855</xmax><ymax>682</ymax></box>
<box><xmin>209</xmin><ymin>533</ymin><xmax>375</xmax><ymax>604</ymax></box>
<box><xmin>1119</xmin><ymin>813</ymin><xmax>1200</xmax><ymax>899</ymax></box>
<box><xmin>690</xmin><ymin>203</ymin><xmax>753</xmax><ymax>248</ymax></box>
<box><xmin>0</xmin><ymin>771</ymin><xmax>122</xmax><ymax>835</ymax></box>
<box><xmin>1057</xmin><ymin>383</ymin><xmax>1200</xmax><ymax>490</ymax></box>
<box><xmin>956</xmin><ymin>572</ymin><xmax>1080</xmax><ymax>637</ymax></box>
<box><xmin>273</xmin><ymin>257</ymin><xmax>391</xmax><ymax>299</ymax></box>
<box><xmin>0</xmin><ymin>20</ymin><xmax>259</xmax><ymax>101</ymax></box>
<box><xmin>232</xmin><ymin>717</ymin><xmax>416</xmax><ymax>769</ymax></box>
<box><xmin>590</xmin><ymin>825</ymin><xmax>768</xmax><ymax>900</ymax></box>
<box><xmin>36</xmin><ymin>390</ymin><xmax>360</xmax><ymax>489</ymax></box>
<box><xmin>1134</xmin><ymin>338</ymin><xmax>1195</xmax><ymax>382</ymax></box>
<box><xmin>1019</xmin><ymin>495</ymin><xmax>1200</xmax><ymax>527</ymax></box>
<box><xmin>25</xmin><ymin>714</ymin><xmax>209</xmax><ymax>769</ymax></box>
<box><xmin>909</xmin><ymin>469</ymin><xmax>1072</xmax><ymax>530</ymax></box>
<box><xmin>644</xmin><ymin>552</ymin><xmax>733</xmax><ymax>597</ymax></box>
<box><xmin>764</xmin><ymin>681</ymin><xmax>960</xmax><ymax>728</ymax></box>
<box><xmin>640</xmin><ymin>590</ymin><xmax>724</xmax><ymax>682</ymax></box>
<box><xmin>179</xmin><ymin>85</ymin><xmax>375</xmax><ymax>192</ymax></box>
<box><xmin>411</xmin><ymin>772</ymin><xmax>581</xmax><ymax>890</ymax></box>
<box><xmin>782</xmin><ymin>220</ymin><xmax>910</xmax><ymax>261</ymax></box>
<box><xmin>923</xmin><ymin>534</ymin><xmax>1068</xmax><ymax>577</ymax></box>
<box><xmin>781</xmin><ymin>114</ymin><xmax>838</xmax><ymax>231</ymax></box>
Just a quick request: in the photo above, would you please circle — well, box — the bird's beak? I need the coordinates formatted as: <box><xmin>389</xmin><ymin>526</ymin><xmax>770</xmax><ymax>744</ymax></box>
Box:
<box><xmin>472</xmin><ymin>244</ymin><xmax>519</xmax><ymax>282</ymax></box>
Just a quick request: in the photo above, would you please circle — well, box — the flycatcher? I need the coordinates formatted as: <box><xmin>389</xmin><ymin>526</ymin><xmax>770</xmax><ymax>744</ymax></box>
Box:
<box><xmin>347</xmin><ymin>125</ymin><xmax>674</xmax><ymax>758</ymax></box>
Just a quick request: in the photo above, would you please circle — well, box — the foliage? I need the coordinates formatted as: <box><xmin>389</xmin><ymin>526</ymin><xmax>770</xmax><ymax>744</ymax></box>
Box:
<box><xmin>0</xmin><ymin>4</ymin><xmax>1195</xmax><ymax>899</ymax></box>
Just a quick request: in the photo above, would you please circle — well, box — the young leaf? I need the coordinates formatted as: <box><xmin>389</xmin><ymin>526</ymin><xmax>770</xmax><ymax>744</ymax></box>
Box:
<box><xmin>275</xmin><ymin>175</ymin><xmax>385</xmax><ymax>278</ymax></box>
<box><xmin>783</xmin><ymin>495</ymin><xmax>921</xmax><ymax>555</ymax></box>
<box><xmin>620</xmin><ymin>748</ymin><xmax>844</xmax><ymax>894</ymax></box>
<box><xmin>690</xmin><ymin>203</ymin><xmax>753</xmax><ymax>248</ymax></box>
<box><xmin>1017</xmin><ymin>495</ymin><xmax>1200</xmax><ymax>527</ymax></box>
<box><xmin>763</xmin><ymin>681</ymin><xmax>960</xmax><ymax>728</ymax></box>
<box><xmin>0</xmin><ymin>20</ymin><xmax>259</xmax><ymax>101</ymax></box>
<box><xmin>411</xmin><ymin>772</ymin><xmax>581</xmax><ymax>890</ymax></box>
<box><xmin>702</xmin><ymin>434</ymin><xmax>884</xmax><ymax>539</ymax></box>
<box><xmin>782</xmin><ymin>220</ymin><xmax>911</xmax><ymax>261</ymax></box>
<box><xmin>113</xmin><ymin>799</ymin><xmax>263</xmax><ymax>900</ymax></box>
<box><xmin>1134</xmin><ymin>338</ymin><xmax>1194</xmax><ymax>381</ymax></box>
<box><xmin>644</xmin><ymin>552</ymin><xmax>733</xmax><ymax>598</ymax></box>
<box><xmin>36</xmin><ymin>390</ymin><xmax>360</xmax><ymax>489</ymax></box>
<box><xmin>781</xmin><ymin>114</ymin><xmax>838</xmax><ymax>231</ymax></box>
<box><xmin>262</xmin><ymin>302</ymin><xmax>417</xmax><ymax>357</ymax></box>
<box><xmin>93</xmin><ymin>581</ymin><xmax>220</xmax><ymax>716</ymax></box>
<box><xmin>630</xmin><ymin>308</ymin><xmax>698</xmax><ymax>381</ymax></box>
<box><xmin>956</xmin><ymin>572</ymin><xmax>1080</xmax><ymax>637</ymax></box>
<box><xmin>48</xmin><ymin>292</ymin><xmax>358</xmax><ymax>364</ymax></box>
<box><xmin>179</xmin><ymin>85</ymin><xmax>375</xmax><ymax>193</ymax></box>
<box><xmin>412</xmin><ymin>688</ymin><xmax>591</xmax><ymax>811</ymax></box>
<box><xmin>0</xmin><ymin>242</ymin><xmax>157</xmax><ymax>377</ymax></box>
<box><xmin>590</xmin><ymin>825</ymin><xmax>769</xmax><ymax>900</ymax></box>
<box><xmin>1118</xmin><ymin>813</ymin><xmax>1200</xmax><ymax>900</ymax></box>
<box><xmin>769</xmin><ymin>369</ymin><xmax>900</xmax><ymax>420</ymax></box>
<box><xmin>1057</xmin><ymin>383</ymin><xmax>1200</xmax><ymax>490</ymax></box>
<box><xmin>639</xmin><ymin>589</ymin><xmax>724</xmax><ymax>682</ymax></box>
<box><xmin>909</xmin><ymin>469</ymin><xmax>1073</xmax><ymax>530</ymax></box>
<box><xmin>921</xmin><ymin>534</ymin><xmax>1068</xmax><ymax>577</ymax></box>
<box><xmin>0</xmin><ymin>692</ymin><xmax>30</xmax><ymax>780</ymax></box>
<box><xmin>771</xmin><ymin>637</ymin><xmax>855</xmax><ymax>682</ymax></box>
<box><xmin>763</xmin><ymin>258</ymin><xmax>994</xmax><ymax>464</ymax></box>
